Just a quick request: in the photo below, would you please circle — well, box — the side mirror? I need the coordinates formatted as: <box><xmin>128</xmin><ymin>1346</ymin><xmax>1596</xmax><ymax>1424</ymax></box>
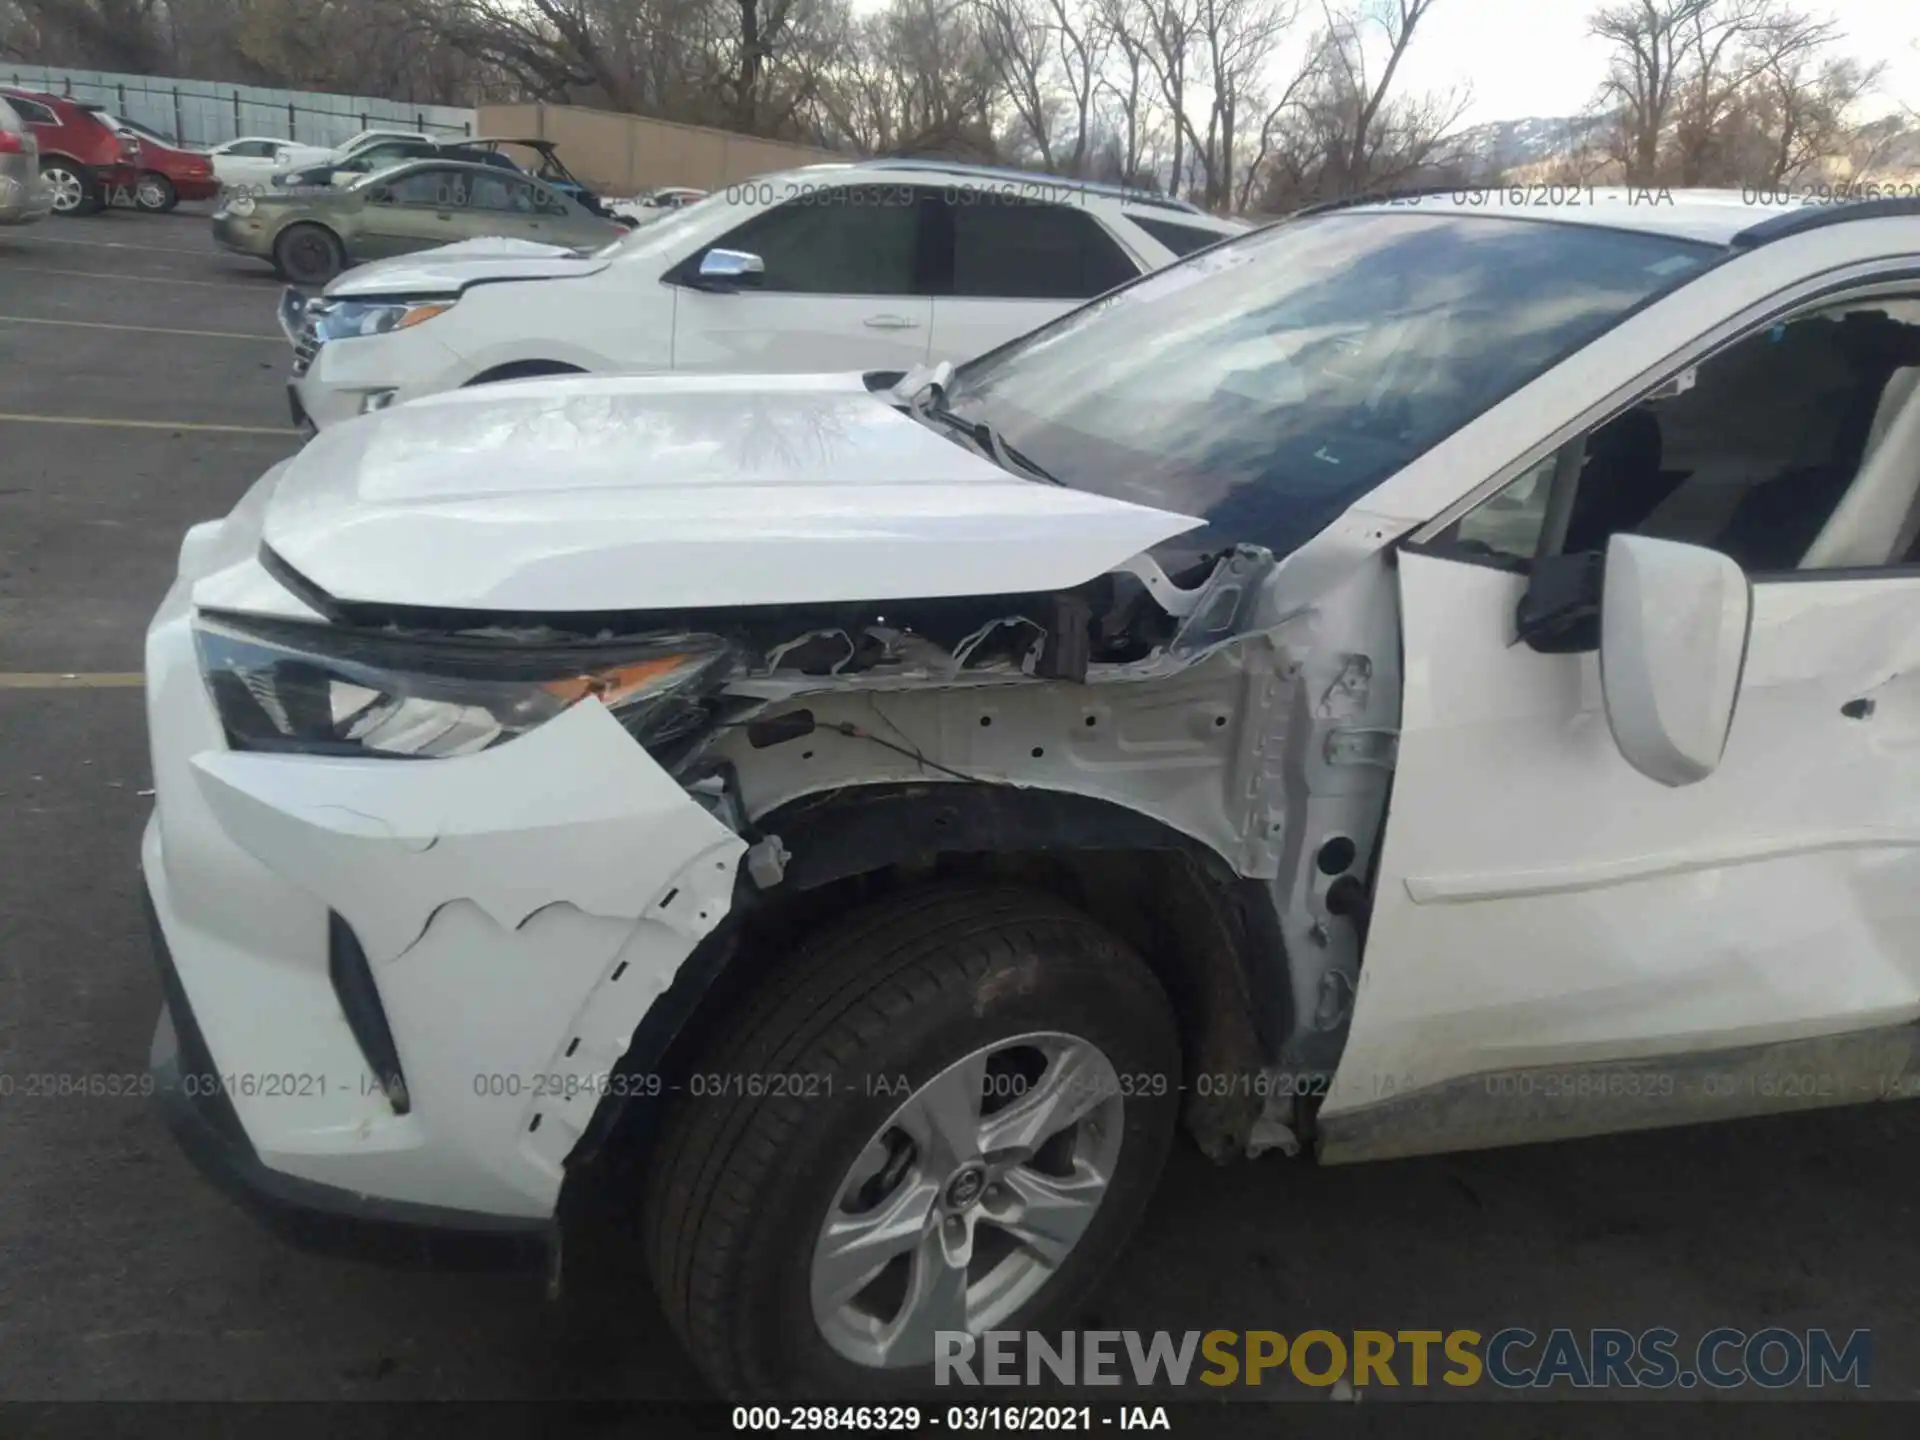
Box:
<box><xmin>1599</xmin><ymin>533</ymin><xmax>1751</xmax><ymax>787</ymax></box>
<box><xmin>695</xmin><ymin>248</ymin><xmax>765</xmax><ymax>290</ymax></box>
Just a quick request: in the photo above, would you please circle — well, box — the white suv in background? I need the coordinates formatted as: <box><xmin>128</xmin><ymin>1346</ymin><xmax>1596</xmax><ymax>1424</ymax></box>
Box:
<box><xmin>281</xmin><ymin>159</ymin><xmax>1244</xmax><ymax>429</ymax></box>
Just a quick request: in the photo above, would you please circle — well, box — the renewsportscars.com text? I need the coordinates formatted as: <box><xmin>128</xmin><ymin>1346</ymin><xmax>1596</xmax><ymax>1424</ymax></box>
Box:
<box><xmin>936</xmin><ymin>1327</ymin><xmax>1871</xmax><ymax>1391</ymax></box>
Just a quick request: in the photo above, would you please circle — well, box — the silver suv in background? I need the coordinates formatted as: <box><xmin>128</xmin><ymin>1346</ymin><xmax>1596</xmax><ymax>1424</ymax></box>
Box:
<box><xmin>0</xmin><ymin>96</ymin><xmax>53</xmax><ymax>226</ymax></box>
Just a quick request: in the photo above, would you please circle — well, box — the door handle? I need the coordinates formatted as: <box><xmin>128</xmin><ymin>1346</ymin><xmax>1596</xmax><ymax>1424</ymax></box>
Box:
<box><xmin>435</xmin><ymin>211</ymin><xmax>452</xmax><ymax>220</ymax></box>
<box><xmin>863</xmin><ymin>314</ymin><xmax>918</xmax><ymax>331</ymax></box>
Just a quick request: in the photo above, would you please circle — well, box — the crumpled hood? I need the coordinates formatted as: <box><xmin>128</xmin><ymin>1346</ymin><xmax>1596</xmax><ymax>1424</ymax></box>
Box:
<box><xmin>324</xmin><ymin>238</ymin><xmax>609</xmax><ymax>299</ymax></box>
<box><xmin>255</xmin><ymin>371</ymin><xmax>1204</xmax><ymax>613</ymax></box>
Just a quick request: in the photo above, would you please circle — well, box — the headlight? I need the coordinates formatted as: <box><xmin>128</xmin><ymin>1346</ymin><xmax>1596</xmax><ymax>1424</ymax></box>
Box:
<box><xmin>226</xmin><ymin>194</ymin><xmax>256</xmax><ymax>217</ymax></box>
<box><xmin>316</xmin><ymin>300</ymin><xmax>454</xmax><ymax>341</ymax></box>
<box><xmin>194</xmin><ymin>614</ymin><xmax>740</xmax><ymax>760</ymax></box>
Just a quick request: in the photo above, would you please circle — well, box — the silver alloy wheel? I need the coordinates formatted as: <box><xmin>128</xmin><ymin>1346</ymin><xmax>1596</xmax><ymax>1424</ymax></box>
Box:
<box><xmin>44</xmin><ymin>166</ymin><xmax>84</xmax><ymax>213</ymax></box>
<box><xmin>135</xmin><ymin>175</ymin><xmax>168</xmax><ymax>210</ymax></box>
<box><xmin>810</xmin><ymin>1031</ymin><xmax>1125</xmax><ymax>1369</ymax></box>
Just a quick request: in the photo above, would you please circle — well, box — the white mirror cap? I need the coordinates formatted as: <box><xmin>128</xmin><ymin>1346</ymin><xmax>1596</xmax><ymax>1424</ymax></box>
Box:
<box><xmin>1601</xmin><ymin>534</ymin><xmax>1752</xmax><ymax>787</ymax></box>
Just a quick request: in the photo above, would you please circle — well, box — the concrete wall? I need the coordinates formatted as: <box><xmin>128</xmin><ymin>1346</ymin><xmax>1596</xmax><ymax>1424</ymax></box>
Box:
<box><xmin>478</xmin><ymin>103</ymin><xmax>844</xmax><ymax>197</ymax></box>
<box><xmin>1</xmin><ymin>65</ymin><xmax>476</xmax><ymax>149</ymax></box>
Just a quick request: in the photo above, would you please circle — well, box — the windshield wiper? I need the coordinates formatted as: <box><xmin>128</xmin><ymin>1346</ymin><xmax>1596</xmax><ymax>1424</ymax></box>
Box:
<box><xmin>918</xmin><ymin>404</ymin><xmax>1063</xmax><ymax>486</ymax></box>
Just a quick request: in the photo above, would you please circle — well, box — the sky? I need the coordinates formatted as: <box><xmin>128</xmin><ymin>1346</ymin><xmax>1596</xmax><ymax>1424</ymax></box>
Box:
<box><xmin>1395</xmin><ymin>0</ymin><xmax>1920</xmax><ymax>126</ymax></box>
<box><xmin>843</xmin><ymin>0</ymin><xmax>1920</xmax><ymax>128</ymax></box>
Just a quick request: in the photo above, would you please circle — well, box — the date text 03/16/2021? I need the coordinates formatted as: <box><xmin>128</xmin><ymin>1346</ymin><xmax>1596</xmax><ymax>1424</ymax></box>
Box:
<box><xmin>730</xmin><ymin>1407</ymin><xmax>1171</xmax><ymax>1432</ymax></box>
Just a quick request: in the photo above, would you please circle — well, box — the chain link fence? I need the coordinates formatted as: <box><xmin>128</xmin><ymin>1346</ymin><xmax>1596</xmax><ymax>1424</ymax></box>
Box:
<box><xmin>1</xmin><ymin>65</ymin><xmax>475</xmax><ymax>149</ymax></box>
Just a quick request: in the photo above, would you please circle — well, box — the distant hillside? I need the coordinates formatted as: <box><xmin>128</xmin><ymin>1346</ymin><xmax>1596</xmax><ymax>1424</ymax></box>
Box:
<box><xmin>1448</xmin><ymin>114</ymin><xmax>1609</xmax><ymax>174</ymax></box>
<box><xmin>1442</xmin><ymin>110</ymin><xmax>1920</xmax><ymax>184</ymax></box>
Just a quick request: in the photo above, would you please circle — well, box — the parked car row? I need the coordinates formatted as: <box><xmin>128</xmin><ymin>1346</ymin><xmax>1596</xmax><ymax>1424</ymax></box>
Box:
<box><xmin>0</xmin><ymin>95</ymin><xmax>54</xmax><ymax>226</ymax></box>
<box><xmin>275</xmin><ymin>159</ymin><xmax>1245</xmax><ymax>422</ymax></box>
<box><xmin>1</xmin><ymin>86</ymin><xmax>141</xmax><ymax>215</ymax></box>
<box><xmin>142</xmin><ymin>184</ymin><xmax>1920</xmax><ymax>1402</ymax></box>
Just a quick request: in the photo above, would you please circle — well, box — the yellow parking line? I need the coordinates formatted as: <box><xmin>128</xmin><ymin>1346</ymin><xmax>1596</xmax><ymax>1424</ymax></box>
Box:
<box><xmin>0</xmin><ymin>412</ymin><xmax>298</xmax><ymax>436</ymax></box>
<box><xmin>0</xmin><ymin>673</ymin><xmax>145</xmax><ymax>689</ymax></box>
<box><xmin>6</xmin><ymin>265</ymin><xmax>237</xmax><ymax>289</ymax></box>
<box><xmin>0</xmin><ymin>314</ymin><xmax>278</xmax><ymax>342</ymax></box>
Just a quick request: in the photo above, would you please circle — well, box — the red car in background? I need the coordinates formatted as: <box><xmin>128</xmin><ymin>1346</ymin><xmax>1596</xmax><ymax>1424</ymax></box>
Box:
<box><xmin>0</xmin><ymin>87</ymin><xmax>139</xmax><ymax>215</ymax></box>
<box><xmin>103</xmin><ymin>115</ymin><xmax>217</xmax><ymax>211</ymax></box>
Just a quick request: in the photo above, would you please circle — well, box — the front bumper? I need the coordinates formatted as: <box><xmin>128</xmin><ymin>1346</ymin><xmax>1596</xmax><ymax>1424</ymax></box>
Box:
<box><xmin>289</xmin><ymin>317</ymin><xmax>465</xmax><ymax>430</ymax></box>
<box><xmin>142</xmin><ymin>503</ymin><xmax>748</xmax><ymax>1232</ymax></box>
<box><xmin>145</xmin><ymin>888</ymin><xmax>551</xmax><ymax>1266</ymax></box>
<box><xmin>0</xmin><ymin>172</ymin><xmax>54</xmax><ymax>225</ymax></box>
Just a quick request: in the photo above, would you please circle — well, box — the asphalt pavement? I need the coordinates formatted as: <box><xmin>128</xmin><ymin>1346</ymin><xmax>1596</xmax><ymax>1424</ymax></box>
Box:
<box><xmin>1</xmin><ymin>207</ymin><xmax>1916</xmax><ymax>1426</ymax></box>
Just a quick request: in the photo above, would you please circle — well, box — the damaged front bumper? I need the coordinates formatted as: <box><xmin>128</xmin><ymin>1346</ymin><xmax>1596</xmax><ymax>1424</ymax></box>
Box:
<box><xmin>142</xmin><ymin>558</ymin><xmax>747</xmax><ymax>1236</ymax></box>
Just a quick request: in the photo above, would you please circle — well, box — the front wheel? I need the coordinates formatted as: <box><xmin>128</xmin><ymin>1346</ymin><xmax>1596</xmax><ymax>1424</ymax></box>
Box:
<box><xmin>272</xmin><ymin>223</ymin><xmax>345</xmax><ymax>285</ymax></box>
<box><xmin>134</xmin><ymin>172</ymin><xmax>177</xmax><ymax>212</ymax></box>
<box><xmin>643</xmin><ymin>884</ymin><xmax>1182</xmax><ymax>1399</ymax></box>
<box><xmin>40</xmin><ymin>160</ymin><xmax>96</xmax><ymax>216</ymax></box>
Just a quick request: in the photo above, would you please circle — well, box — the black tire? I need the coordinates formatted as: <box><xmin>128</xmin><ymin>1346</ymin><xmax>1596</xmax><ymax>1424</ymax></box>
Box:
<box><xmin>134</xmin><ymin>171</ymin><xmax>177</xmax><ymax>213</ymax></box>
<box><xmin>273</xmin><ymin>223</ymin><xmax>345</xmax><ymax>285</ymax></box>
<box><xmin>643</xmin><ymin>883</ymin><xmax>1182</xmax><ymax>1400</ymax></box>
<box><xmin>40</xmin><ymin>159</ymin><xmax>98</xmax><ymax>216</ymax></box>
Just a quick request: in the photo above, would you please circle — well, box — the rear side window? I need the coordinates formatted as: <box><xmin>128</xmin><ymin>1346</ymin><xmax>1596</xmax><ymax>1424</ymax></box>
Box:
<box><xmin>1127</xmin><ymin>214</ymin><xmax>1231</xmax><ymax>257</ymax></box>
<box><xmin>5</xmin><ymin>96</ymin><xmax>59</xmax><ymax>126</ymax></box>
<box><xmin>948</xmin><ymin>200</ymin><xmax>1138</xmax><ymax>300</ymax></box>
<box><xmin>385</xmin><ymin>168</ymin><xmax>466</xmax><ymax>206</ymax></box>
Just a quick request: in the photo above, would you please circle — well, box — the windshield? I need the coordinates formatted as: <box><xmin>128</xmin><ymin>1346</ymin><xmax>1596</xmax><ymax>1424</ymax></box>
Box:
<box><xmin>940</xmin><ymin>212</ymin><xmax>1718</xmax><ymax>562</ymax></box>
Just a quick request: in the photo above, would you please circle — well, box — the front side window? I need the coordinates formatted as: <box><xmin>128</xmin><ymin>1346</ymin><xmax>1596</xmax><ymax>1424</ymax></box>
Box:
<box><xmin>698</xmin><ymin>185</ymin><xmax>925</xmax><ymax>295</ymax></box>
<box><xmin>1441</xmin><ymin>295</ymin><xmax>1920</xmax><ymax>573</ymax></box>
<box><xmin>940</xmin><ymin>213</ymin><xmax>1717</xmax><ymax>561</ymax></box>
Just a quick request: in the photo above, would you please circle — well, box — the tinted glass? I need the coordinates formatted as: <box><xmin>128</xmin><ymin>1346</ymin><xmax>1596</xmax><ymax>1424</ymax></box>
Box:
<box><xmin>949</xmin><ymin>200</ymin><xmax>1137</xmax><ymax>299</ymax></box>
<box><xmin>942</xmin><ymin>213</ymin><xmax>1718</xmax><ymax>561</ymax></box>
<box><xmin>6</xmin><ymin>96</ymin><xmax>58</xmax><ymax>125</ymax></box>
<box><xmin>710</xmin><ymin>186</ymin><xmax>922</xmax><ymax>295</ymax></box>
<box><xmin>1127</xmin><ymin>214</ymin><xmax>1231</xmax><ymax>257</ymax></box>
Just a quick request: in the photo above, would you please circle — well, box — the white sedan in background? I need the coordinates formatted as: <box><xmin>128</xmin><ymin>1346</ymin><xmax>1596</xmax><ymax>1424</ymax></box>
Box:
<box><xmin>282</xmin><ymin>158</ymin><xmax>1245</xmax><ymax>429</ymax></box>
<box><xmin>207</xmin><ymin>136</ymin><xmax>331</xmax><ymax>187</ymax></box>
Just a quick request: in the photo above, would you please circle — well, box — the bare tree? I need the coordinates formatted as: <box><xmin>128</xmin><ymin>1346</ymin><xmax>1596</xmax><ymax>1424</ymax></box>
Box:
<box><xmin>1093</xmin><ymin>0</ymin><xmax>1153</xmax><ymax>179</ymax></box>
<box><xmin>975</xmin><ymin>0</ymin><xmax>1060</xmax><ymax>166</ymax></box>
<box><xmin>1248</xmin><ymin>0</ymin><xmax>1461</xmax><ymax>210</ymax></box>
<box><xmin>1590</xmin><ymin>0</ymin><xmax>1714</xmax><ymax>182</ymax></box>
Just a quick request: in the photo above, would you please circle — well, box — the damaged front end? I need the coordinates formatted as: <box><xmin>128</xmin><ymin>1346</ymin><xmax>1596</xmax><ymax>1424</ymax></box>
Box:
<box><xmin>150</xmin><ymin>497</ymin><xmax>1397</xmax><ymax>1233</ymax></box>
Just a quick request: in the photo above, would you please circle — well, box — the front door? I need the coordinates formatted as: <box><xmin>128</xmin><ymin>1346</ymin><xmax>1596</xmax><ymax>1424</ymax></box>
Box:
<box><xmin>669</xmin><ymin>182</ymin><xmax>935</xmax><ymax>375</ymax></box>
<box><xmin>1322</xmin><ymin>288</ymin><xmax>1920</xmax><ymax>1163</ymax></box>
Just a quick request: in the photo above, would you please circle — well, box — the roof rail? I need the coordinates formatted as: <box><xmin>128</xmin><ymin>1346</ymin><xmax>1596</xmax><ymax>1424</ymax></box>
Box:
<box><xmin>865</xmin><ymin>157</ymin><xmax>1203</xmax><ymax>214</ymax></box>
<box><xmin>1285</xmin><ymin>184</ymin><xmax>1480</xmax><ymax>219</ymax></box>
<box><xmin>1730</xmin><ymin>196</ymin><xmax>1920</xmax><ymax>249</ymax></box>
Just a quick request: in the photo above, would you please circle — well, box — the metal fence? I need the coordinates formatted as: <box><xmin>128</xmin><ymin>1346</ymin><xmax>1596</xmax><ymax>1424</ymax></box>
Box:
<box><xmin>0</xmin><ymin>65</ymin><xmax>476</xmax><ymax>149</ymax></box>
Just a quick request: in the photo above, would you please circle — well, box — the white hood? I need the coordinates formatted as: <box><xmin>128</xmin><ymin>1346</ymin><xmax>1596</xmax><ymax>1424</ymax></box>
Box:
<box><xmin>255</xmin><ymin>371</ymin><xmax>1203</xmax><ymax>613</ymax></box>
<box><xmin>324</xmin><ymin>238</ymin><xmax>609</xmax><ymax>298</ymax></box>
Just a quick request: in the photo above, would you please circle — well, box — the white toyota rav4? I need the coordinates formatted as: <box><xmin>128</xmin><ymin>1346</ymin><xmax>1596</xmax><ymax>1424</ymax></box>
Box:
<box><xmin>280</xmin><ymin>158</ymin><xmax>1244</xmax><ymax>429</ymax></box>
<box><xmin>145</xmin><ymin>190</ymin><xmax>1920</xmax><ymax>1399</ymax></box>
